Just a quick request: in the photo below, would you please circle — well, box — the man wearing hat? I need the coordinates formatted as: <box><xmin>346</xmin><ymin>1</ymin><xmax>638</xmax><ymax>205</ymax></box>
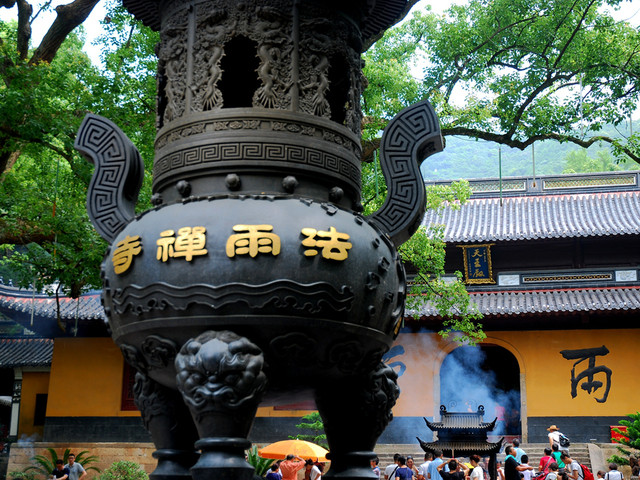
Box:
<box><xmin>548</xmin><ymin>425</ymin><xmax>564</xmax><ymax>449</ymax></box>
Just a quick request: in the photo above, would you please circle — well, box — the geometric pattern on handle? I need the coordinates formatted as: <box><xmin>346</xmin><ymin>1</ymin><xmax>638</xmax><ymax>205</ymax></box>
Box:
<box><xmin>367</xmin><ymin>100</ymin><xmax>444</xmax><ymax>246</ymax></box>
<box><xmin>75</xmin><ymin>114</ymin><xmax>144</xmax><ymax>243</ymax></box>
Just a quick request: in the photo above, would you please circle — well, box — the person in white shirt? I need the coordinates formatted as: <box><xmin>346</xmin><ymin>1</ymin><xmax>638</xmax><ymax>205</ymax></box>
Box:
<box><xmin>469</xmin><ymin>455</ymin><xmax>484</xmax><ymax>480</ymax></box>
<box><xmin>305</xmin><ymin>459</ymin><xmax>322</xmax><ymax>480</ymax></box>
<box><xmin>419</xmin><ymin>453</ymin><xmax>433</xmax><ymax>480</ymax></box>
<box><xmin>519</xmin><ymin>455</ymin><xmax>534</xmax><ymax>480</ymax></box>
<box><xmin>385</xmin><ymin>454</ymin><xmax>401</xmax><ymax>480</ymax></box>
<box><xmin>604</xmin><ymin>464</ymin><xmax>624</xmax><ymax>480</ymax></box>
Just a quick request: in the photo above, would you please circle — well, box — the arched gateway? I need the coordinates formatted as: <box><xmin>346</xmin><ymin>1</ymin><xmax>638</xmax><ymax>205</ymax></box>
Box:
<box><xmin>440</xmin><ymin>345</ymin><xmax>522</xmax><ymax>438</ymax></box>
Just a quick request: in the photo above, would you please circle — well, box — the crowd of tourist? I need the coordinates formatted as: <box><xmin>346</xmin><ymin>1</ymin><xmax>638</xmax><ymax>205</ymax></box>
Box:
<box><xmin>370</xmin><ymin>430</ymin><xmax>626</xmax><ymax>480</ymax></box>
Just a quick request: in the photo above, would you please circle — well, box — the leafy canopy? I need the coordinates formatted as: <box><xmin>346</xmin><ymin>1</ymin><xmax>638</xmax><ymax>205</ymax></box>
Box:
<box><xmin>0</xmin><ymin>2</ymin><xmax>157</xmax><ymax>299</ymax></box>
<box><xmin>364</xmin><ymin>0</ymin><xmax>640</xmax><ymax>165</ymax></box>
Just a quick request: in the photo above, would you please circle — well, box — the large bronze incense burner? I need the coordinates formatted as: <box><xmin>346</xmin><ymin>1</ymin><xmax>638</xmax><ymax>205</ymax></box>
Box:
<box><xmin>75</xmin><ymin>1</ymin><xmax>444</xmax><ymax>479</ymax></box>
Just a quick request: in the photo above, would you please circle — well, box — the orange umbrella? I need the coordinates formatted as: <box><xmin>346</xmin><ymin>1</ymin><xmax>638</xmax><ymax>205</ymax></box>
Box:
<box><xmin>258</xmin><ymin>439</ymin><xmax>329</xmax><ymax>461</ymax></box>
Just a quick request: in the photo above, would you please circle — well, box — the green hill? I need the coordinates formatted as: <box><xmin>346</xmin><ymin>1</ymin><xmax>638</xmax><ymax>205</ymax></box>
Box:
<box><xmin>422</xmin><ymin>122</ymin><xmax>639</xmax><ymax>180</ymax></box>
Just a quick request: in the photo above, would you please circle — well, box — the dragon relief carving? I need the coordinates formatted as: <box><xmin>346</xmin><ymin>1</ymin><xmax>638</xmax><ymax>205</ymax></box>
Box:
<box><xmin>299</xmin><ymin>17</ymin><xmax>333</xmax><ymax>118</ymax></box>
<box><xmin>252</xmin><ymin>6</ymin><xmax>292</xmax><ymax>109</ymax></box>
<box><xmin>158</xmin><ymin>9</ymin><xmax>189</xmax><ymax>124</ymax></box>
<box><xmin>345</xmin><ymin>51</ymin><xmax>365</xmax><ymax>133</ymax></box>
<box><xmin>193</xmin><ymin>8</ymin><xmax>231</xmax><ymax>112</ymax></box>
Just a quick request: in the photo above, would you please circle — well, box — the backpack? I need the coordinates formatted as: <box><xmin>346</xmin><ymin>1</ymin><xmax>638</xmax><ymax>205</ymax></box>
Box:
<box><xmin>580</xmin><ymin>465</ymin><xmax>594</xmax><ymax>480</ymax></box>
<box><xmin>559</xmin><ymin>433</ymin><xmax>571</xmax><ymax>448</ymax></box>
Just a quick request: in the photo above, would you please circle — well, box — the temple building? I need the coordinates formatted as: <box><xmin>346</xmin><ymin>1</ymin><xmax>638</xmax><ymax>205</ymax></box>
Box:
<box><xmin>1</xmin><ymin>170</ymin><xmax>639</xmax><ymax>450</ymax></box>
<box><xmin>385</xmin><ymin>170</ymin><xmax>640</xmax><ymax>444</ymax></box>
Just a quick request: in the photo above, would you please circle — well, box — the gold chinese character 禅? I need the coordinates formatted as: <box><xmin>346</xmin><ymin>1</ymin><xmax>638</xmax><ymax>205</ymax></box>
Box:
<box><xmin>156</xmin><ymin>227</ymin><xmax>208</xmax><ymax>262</ymax></box>
<box><xmin>226</xmin><ymin>225</ymin><xmax>281</xmax><ymax>258</ymax></box>
<box><xmin>112</xmin><ymin>235</ymin><xmax>142</xmax><ymax>274</ymax></box>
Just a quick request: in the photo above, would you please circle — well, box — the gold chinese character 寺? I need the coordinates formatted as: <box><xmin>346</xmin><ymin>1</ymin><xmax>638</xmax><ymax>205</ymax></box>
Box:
<box><xmin>226</xmin><ymin>225</ymin><xmax>281</xmax><ymax>258</ymax></box>
<box><xmin>156</xmin><ymin>227</ymin><xmax>208</xmax><ymax>262</ymax></box>
<box><xmin>301</xmin><ymin>226</ymin><xmax>352</xmax><ymax>261</ymax></box>
<box><xmin>112</xmin><ymin>235</ymin><xmax>142</xmax><ymax>274</ymax></box>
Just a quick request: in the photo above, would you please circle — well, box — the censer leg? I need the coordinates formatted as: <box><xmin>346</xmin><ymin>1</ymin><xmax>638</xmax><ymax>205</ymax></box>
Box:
<box><xmin>133</xmin><ymin>372</ymin><xmax>200</xmax><ymax>480</ymax></box>
<box><xmin>174</xmin><ymin>330</ymin><xmax>268</xmax><ymax>480</ymax></box>
<box><xmin>316</xmin><ymin>362</ymin><xmax>400</xmax><ymax>480</ymax></box>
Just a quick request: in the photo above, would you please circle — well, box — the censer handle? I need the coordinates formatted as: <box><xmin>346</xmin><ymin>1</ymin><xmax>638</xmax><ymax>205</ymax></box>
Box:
<box><xmin>75</xmin><ymin>114</ymin><xmax>145</xmax><ymax>244</ymax></box>
<box><xmin>367</xmin><ymin>100</ymin><xmax>444</xmax><ymax>246</ymax></box>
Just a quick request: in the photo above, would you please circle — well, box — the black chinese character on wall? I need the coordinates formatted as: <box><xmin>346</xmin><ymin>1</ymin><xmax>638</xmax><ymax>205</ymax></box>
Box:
<box><xmin>560</xmin><ymin>345</ymin><xmax>611</xmax><ymax>403</ymax></box>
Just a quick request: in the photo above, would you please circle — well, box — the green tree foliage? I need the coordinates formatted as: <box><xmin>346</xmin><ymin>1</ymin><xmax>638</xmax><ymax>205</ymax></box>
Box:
<box><xmin>362</xmin><ymin>152</ymin><xmax>484</xmax><ymax>344</ymax></box>
<box><xmin>364</xmin><ymin>0</ymin><xmax>640</xmax><ymax>166</ymax></box>
<box><xmin>607</xmin><ymin>412</ymin><xmax>640</xmax><ymax>465</ymax></box>
<box><xmin>289</xmin><ymin>412</ymin><xmax>328</xmax><ymax>449</ymax></box>
<box><xmin>563</xmin><ymin>148</ymin><xmax>635</xmax><ymax>173</ymax></box>
<box><xmin>24</xmin><ymin>448</ymin><xmax>100</xmax><ymax>477</ymax></box>
<box><xmin>99</xmin><ymin>461</ymin><xmax>148</xmax><ymax>480</ymax></box>
<box><xmin>0</xmin><ymin>2</ymin><xmax>157</xmax><ymax>300</ymax></box>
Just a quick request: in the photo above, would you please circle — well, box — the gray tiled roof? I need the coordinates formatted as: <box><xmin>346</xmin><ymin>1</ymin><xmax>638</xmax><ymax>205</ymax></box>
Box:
<box><xmin>415</xmin><ymin>287</ymin><xmax>640</xmax><ymax>317</ymax></box>
<box><xmin>426</xmin><ymin>416</ymin><xmax>496</xmax><ymax>430</ymax></box>
<box><xmin>0</xmin><ymin>337</ymin><xmax>53</xmax><ymax>367</ymax></box>
<box><xmin>0</xmin><ymin>285</ymin><xmax>105</xmax><ymax>321</ymax></box>
<box><xmin>422</xmin><ymin>191</ymin><xmax>640</xmax><ymax>242</ymax></box>
<box><xmin>416</xmin><ymin>439</ymin><xmax>504</xmax><ymax>455</ymax></box>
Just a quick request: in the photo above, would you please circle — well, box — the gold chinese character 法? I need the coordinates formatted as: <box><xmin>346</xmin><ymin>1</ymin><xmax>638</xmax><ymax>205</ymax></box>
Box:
<box><xmin>156</xmin><ymin>227</ymin><xmax>208</xmax><ymax>262</ymax></box>
<box><xmin>112</xmin><ymin>235</ymin><xmax>142</xmax><ymax>274</ymax></box>
<box><xmin>301</xmin><ymin>226</ymin><xmax>352</xmax><ymax>261</ymax></box>
<box><xmin>226</xmin><ymin>225</ymin><xmax>281</xmax><ymax>258</ymax></box>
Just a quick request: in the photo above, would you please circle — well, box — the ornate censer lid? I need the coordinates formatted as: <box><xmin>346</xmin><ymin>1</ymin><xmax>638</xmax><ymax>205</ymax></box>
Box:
<box><xmin>122</xmin><ymin>0</ymin><xmax>413</xmax><ymax>51</ymax></box>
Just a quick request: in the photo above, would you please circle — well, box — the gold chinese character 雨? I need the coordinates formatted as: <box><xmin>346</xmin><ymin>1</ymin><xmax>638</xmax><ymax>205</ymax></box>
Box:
<box><xmin>301</xmin><ymin>226</ymin><xmax>352</xmax><ymax>261</ymax></box>
<box><xmin>156</xmin><ymin>227</ymin><xmax>208</xmax><ymax>262</ymax></box>
<box><xmin>226</xmin><ymin>225</ymin><xmax>281</xmax><ymax>258</ymax></box>
<box><xmin>112</xmin><ymin>235</ymin><xmax>142</xmax><ymax>274</ymax></box>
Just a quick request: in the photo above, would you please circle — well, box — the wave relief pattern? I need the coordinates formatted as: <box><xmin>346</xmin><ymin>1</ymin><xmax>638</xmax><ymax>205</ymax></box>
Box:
<box><xmin>111</xmin><ymin>280</ymin><xmax>354</xmax><ymax>315</ymax></box>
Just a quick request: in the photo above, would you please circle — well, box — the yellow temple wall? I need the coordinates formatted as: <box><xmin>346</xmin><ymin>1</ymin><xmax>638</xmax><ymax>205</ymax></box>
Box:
<box><xmin>18</xmin><ymin>371</ymin><xmax>49</xmax><ymax>439</ymax></box>
<box><xmin>390</xmin><ymin>328</ymin><xmax>640</xmax><ymax>419</ymax></box>
<box><xmin>46</xmin><ymin>337</ymin><xmax>138</xmax><ymax>417</ymax></box>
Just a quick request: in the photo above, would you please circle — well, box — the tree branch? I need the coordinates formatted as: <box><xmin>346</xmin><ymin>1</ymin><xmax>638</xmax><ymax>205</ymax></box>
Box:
<box><xmin>29</xmin><ymin>0</ymin><xmax>101</xmax><ymax>65</ymax></box>
<box><xmin>506</xmin><ymin>72</ymin><xmax>574</xmax><ymax>137</ymax></box>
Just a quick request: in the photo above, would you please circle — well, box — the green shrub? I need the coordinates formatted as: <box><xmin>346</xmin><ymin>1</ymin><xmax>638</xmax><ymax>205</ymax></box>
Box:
<box><xmin>25</xmin><ymin>448</ymin><xmax>101</xmax><ymax>477</ymax></box>
<box><xmin>607</xmin><ymin>412</ymin><xmax>640</xmax><ymax>465</ymax></box>
<box><xmin>289</xmin><ymin>412</ymin><xmax>327</xmax><ymax>448</ymax></box>
<box><xmin>246</xmin><ymin>445</ymin><xmax>274</xmax><ymax>477</ymax></box>
<box><xmin>8</xmin><ymin>472</ymin><xmax>38</xmax><ymax>480</ymax></box>
<box><xmin>99</xmin><ymin>461</ymin><xmax>148</xmax><ymax>480</ymax></box>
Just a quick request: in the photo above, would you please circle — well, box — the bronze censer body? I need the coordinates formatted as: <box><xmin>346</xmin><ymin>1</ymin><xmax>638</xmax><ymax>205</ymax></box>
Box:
<box><xmin>75</xmin><ymin>1</ymin><xmax>443</xmax><ymax>479</ymax></box>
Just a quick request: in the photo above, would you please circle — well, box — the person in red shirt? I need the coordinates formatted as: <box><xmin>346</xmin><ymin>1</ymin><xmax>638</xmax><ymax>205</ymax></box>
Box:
<box><xmin>539</xmin><ymin>448</ymin><xmax>554</xmax><ymax>474</ymax></box>
<box><xmin>280</xmin><ymin>455</ymin><xmax>306</xmax><ymax>480</ymax></box>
